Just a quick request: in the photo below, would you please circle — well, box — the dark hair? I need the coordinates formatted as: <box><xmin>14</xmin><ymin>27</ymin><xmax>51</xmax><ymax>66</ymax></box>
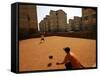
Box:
<box><xmin>64</xmin><ymin>47</ymin><xmax>70</xmax><ymax>53</ymax></box>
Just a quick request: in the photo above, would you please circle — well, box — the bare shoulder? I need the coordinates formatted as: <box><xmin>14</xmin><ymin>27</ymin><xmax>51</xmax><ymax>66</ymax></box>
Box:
<box><xmin>70</xmin><ymin>52</ymin><xmax>77</xmax><ymax>57</ymax></box>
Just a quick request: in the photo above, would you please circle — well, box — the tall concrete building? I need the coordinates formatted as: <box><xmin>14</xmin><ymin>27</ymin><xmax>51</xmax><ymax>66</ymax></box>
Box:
<box><xmin>39</xmin><ymin>15</ymin><xmax>50</xmax><ymax>33</ymax></box>
<box><xmin>68</xmin><ymin>19</ymin><xmax>74</xmax><ymax>31</ymax></box>
<box><xmin>46</xmin><ymin>15</ymin><xmax>51</xmax><ymax>32</ymax></box>
<box><xmin>56</xmin><ymin>10</ymin><xmax>67</xmax><ymax>32</ymax></box>
<box><xmin>49</xmin><ymin>10</ymin><xmax>58</xmax><ymax>32</ymax></box>
<box><xmin>39</xmin><ymin>20</ymin><xmax>45</xmax><ymax>32</ymax></box>
<box><xmin>44</xmin><ymin>17</ymin><xmax>49</xmax><ymax>32</ymax></box>
<box><xmin>82</xmin><ymin>8</ymin><xmax>96</xmax><ymax>31</ymax></box>
<box><xmin>73</xmin><ymin>16</ymin><xmax>82</xmax><ymax>31</ymax></box>
<box><xmin>19</xmin><ymin>5</ymin><xmax>38</xmax><ymax>39</ymax></box>
<box><xmin>39</xmin><ymin>9</ymin><xmax>67</xmax><ymax>33</ymax></box>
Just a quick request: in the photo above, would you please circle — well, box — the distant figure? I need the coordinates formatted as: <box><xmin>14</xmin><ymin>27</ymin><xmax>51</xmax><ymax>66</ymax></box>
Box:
<box><xmin>40</xmin><ymin>33</ymin><xmax>45</xmax><ymax>43</ymax></box>
<box><xmin>56</xmin><ymin>47</ymin><xmax>84</xmax><ymax>69</ymax></box>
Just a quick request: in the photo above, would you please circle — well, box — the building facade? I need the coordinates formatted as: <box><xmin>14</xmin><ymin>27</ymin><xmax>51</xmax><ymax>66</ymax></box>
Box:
<box><xmin>39</xmin><ymin>9</ymin><xmax>67</xmax><ymax>33</ymax></box>
<box><xmin>82</xmin><ymin>8</ymin><xmax>97</xmax><ymax>31</ymax></box>
<box><xmin>19</xmin><ymin>5</ymin><xmax>38</xmax><ymax>39</ymax></box>
<box><xmin>73</xmin><ymin>16</ymin><xmax>82</xmax><ymax>31</ymax></box>
<box><xmin>39</xmin><ymin>15</ymin><xmax>51</xmax><ymax>33</ymax></box>
<box><xmin>49</xmin><ymin>10</ymin><xmax>58</xmax><ymax>32</ymax></box>
<box><xmin>39</xmin><ymin>20</ymin><xmax>45</xmax><ymax>32</ymax></box>
<box><xmin>56</xmin><ymin>10</ymin><xmax>67</xmax><ymax>32</ymax></box>
<box><xmin>46</xmin><ymin>15</ymin><xmax>51</xmax><ymax>32</ymax></box>
<box><xmin>68</xmin><ymin>19</ymin><xmax>74</xmax><ymax>31</ymax></box>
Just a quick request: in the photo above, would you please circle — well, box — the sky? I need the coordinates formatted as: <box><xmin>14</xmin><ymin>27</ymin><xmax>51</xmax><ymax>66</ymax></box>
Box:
<box><xmin>37</xmin><ymin>5</ymin><xmax>82</xmax><ymax>24</ymax></box>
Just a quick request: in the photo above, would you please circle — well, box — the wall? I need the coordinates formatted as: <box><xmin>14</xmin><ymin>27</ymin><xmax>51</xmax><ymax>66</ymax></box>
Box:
<box><xmin>19</xmin><ymin>4</ymin><xmax>38</xmax><ymax>39</ymax></box>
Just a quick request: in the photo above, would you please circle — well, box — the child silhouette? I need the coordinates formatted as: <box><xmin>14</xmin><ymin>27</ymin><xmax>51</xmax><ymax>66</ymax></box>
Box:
<box><xmin>56</xmin><ymin>47</ymin><xmax>84</xmax><ymax>69</ymax></box>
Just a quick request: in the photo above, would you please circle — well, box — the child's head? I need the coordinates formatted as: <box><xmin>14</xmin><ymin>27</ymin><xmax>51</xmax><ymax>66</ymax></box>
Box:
<box><xmin>64</xmin><ymin>47</ymin><xmax>70</xmax><ymax>53</ymax></box>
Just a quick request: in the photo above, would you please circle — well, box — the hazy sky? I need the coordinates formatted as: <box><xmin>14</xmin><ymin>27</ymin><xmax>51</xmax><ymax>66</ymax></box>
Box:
<box><xmin>37</xmin><ymin>5</ymin><xmax>82</xmax><ymax>24</ymax></box>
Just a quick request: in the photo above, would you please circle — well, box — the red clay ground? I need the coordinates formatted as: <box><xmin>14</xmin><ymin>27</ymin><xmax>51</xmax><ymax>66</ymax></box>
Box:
<box><xmin>19</xmin><ymin>36</ymin><xmax>96</xmax><ymax>71</ymax></box>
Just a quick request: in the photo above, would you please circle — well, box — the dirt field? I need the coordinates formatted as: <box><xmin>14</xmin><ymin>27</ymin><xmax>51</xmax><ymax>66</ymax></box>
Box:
<box><xmin>19</xmin><ymin>36</ymin><xmax>96</xmax><ymax>71</ymax></box>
